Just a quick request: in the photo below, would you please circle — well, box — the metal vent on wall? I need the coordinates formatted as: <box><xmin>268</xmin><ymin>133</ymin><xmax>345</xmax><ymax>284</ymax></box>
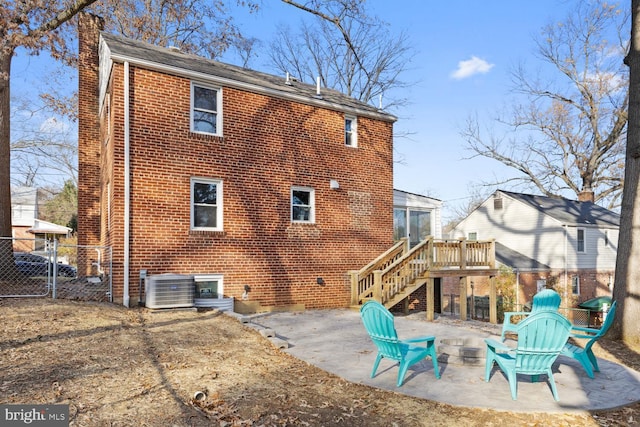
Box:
<box><xmin>145</xmin><ymin>274</ymin><xmax>195</xmax><ymax>309</ymax></box>
<box><xmin>494</xmin><ymin>197</ymin><xmax>503</xmax><ymax>210</ymax></box>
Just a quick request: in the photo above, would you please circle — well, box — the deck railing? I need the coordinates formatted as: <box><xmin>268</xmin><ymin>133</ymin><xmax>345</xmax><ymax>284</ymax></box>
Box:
<box><xmin>350</xmin><ymin>238</ymin><xmax>495</xmax><ymax>306</ymax></box>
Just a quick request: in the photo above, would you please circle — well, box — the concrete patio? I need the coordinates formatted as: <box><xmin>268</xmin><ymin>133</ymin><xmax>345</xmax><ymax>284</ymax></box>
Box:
<box><xmin>241</xmin><ymin>308</ymin><xmax>640</xmax><ymax>413</ymax></box>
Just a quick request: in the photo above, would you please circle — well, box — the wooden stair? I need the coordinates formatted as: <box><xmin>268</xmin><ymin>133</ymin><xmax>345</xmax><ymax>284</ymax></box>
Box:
<box><xmin>350</xmin><ymin>237</ymin><xmax>497</xmax><ymax>313</ymax></box>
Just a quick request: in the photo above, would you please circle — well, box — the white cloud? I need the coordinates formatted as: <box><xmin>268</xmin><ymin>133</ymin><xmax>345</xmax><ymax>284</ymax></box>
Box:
<box><xmin>39</xmin><ymin>116</ymin><xmax>69</xmax><ymax>134</ymax></box>
<box><xmin>451</xmin><ymin>56</ymin><xmax>495</xmax><ymax>80</ymax></box>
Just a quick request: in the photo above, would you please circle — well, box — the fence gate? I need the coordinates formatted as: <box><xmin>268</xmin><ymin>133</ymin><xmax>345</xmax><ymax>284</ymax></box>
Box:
<box><xmin>0</xmin><ymin>237</ymin><xmax>112</xmax><ymax>302</ymax></box>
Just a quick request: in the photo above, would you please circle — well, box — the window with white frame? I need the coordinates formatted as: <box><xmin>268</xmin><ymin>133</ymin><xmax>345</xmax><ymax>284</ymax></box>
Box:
<box><xmin>572</xmin><ymin>275</ymin><xmax>580</xmax><ymax>295</ymax></box>
<box><xmin>467</xmin><ymin>232</ymin><xmax>478</xmax><ymax>240</ymax></box>
<box><xmin>291</xmin><ymin>187</ymin><xmax>315</xmax><ymax>223</ymax></box>
<box><xmin>191</xmin><ymin>178</ymin><xmax>223</xmax><ymax>230</ymax></box>
<box><xmin>191</xmin><ymin>83</ymin><xmax>222</xmax><ymax>135</ymax></box>
<box><xmin>194</xmin><ymin>274</ymin><xmax>223</xmax><ymax>299</ymax></box>
<box><xmin>345</xmin><ymin>116</ymin><xmax>357</xmax><ymax>147</ymax></box>
<box><xmin>577</xmin><ymin>228</ymin><xmax>585</xmax><ymax>253</ymax></box>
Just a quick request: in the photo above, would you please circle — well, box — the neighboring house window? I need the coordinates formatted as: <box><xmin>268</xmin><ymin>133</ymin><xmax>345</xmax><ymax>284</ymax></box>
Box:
<box><xmin>572</xmin><ymin>275</ymin><xmax>580</xmax><ymax>295</ymax></box>
<box><xmin>467</xmin><ymin>232</ymin><xmax>478</xmax><ymax>240</ymax></box>
<box><xmin>345</xmin><ymin>116</ymin><xmax>357</xmax><ymax>147</ymax></box>
<box><xmin>291</xmin><ymin>187</ymin><xmax>315</xmax><ymax>223</ymax></box>
<box><xmin>191</xmin><ymin>83</ymin><xmax>222</xmax><ymax>136</ymax></box>
<box><xmin>577</xmin><ymin>228</ymin><xmax>585</xmax><ymax>253</ymax></box>
<box><xmin>536</xmin><ymin>280</ymin><xmax>547</xmax><ymax>293</ymax></box>
<box><xmin>194</xmin><ymin>274</ymin><xmax>223</xmax><ymax>299</ymax></box>
<box><xmin>604</xmin><ymin>230</ymin><xmax>609</xmax><ymax>247</ymax></box>
<box><xmin>191</xmin><ymin>178</ymin><xmax>223</xmax><ymax>230</ymax></box>
<box><xmin>493</xmin><ymin>197</ymin><xmax>503</xmax><ymax>210</ymax></box>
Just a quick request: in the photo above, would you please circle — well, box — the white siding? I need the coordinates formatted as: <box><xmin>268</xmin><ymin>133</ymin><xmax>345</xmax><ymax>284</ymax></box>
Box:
<box><xmin>453</xmin><ymin>194</ymin><xmax>566</xmax><ymax>268</ymax></box>
<box><xmin>566</xmin><ymin>226</ymin><xmax>618</xmax><ymax>270</ymax></box>
<box><xmin>453</xmin><ymin>193</ymin><xmax>618</xmax><ymax>271</ymax></box>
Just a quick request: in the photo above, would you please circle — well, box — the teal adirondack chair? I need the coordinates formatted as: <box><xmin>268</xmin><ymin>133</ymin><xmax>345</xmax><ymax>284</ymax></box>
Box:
<box><xmin>485</xmin><ymin>311</ymin><xmax>571</xmax><ymax>401</ymax></box>
<box><xmin>360</xmin><ymin>301</ymin><xmax>440</xmax><ymax>387</ymax></box>
<box><xmin>501</xmin><ymin>289</ymin><xmax>562</xmax><ymax>341</ymax></box>
<box><xmin>561</xmin><ymin>300</ymin><xmax>617</xmax><ymax>378</ymax></box>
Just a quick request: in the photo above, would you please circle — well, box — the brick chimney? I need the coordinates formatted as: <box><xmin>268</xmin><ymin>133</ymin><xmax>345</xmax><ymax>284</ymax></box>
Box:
<box><xmin>77</xmin><ymin>13</ymin><xmax>104</xmax><ymax>250</ymax></box>
<box><xmin>578</xmin><ymin>188</ymin><xmax>595</xmax><ymax>203</ymax></box>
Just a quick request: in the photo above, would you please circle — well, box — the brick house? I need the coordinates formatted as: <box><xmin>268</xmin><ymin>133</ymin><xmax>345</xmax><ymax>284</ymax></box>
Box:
<box><xmin>448</xmin><ymin>190</ymin><xmax>619</xmax><ymax>309</ymax></box>
<box><xmin>77</xmin><ymin>14</ymin><xmax>396</xmax><ymax>310</ymax></box>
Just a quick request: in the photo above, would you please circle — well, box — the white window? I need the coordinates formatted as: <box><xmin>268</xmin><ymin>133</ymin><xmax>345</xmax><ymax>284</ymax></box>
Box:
<box><xmin>577</xmin><ymin>228</ymin><xmax>585</xmax><ymax>253</ymax></box>
<box><xmin>291</xmin><ymin>187</ymin><xmax>315</xmax><ymax>223</ymax></box>
<box><xmin>572</xmin><ymin>275</ymin><xmax>580</xmax><ymax>295</ymax></box>
<box><xmin>345</xmin><ymin>116</ymin><xmax>357</xmax><ymax>147</ymax></box>
<box><xmin>194</xmin><ymin>274</ymin><xmax>223</xmax><ymax>299</ymax></box>
<box><xmin>191</xmin><ymin>83</ymin><xmax>222</xmax><ymax>136</ymax></box>
<box><xmin>191</xmin><ymin>178</ymin><xmax>223</xmax><ymax>231</ymax></box>
<box><xmin>467</xmin><ymin>232</ymin><xmax>478</xmax><ymax>241</ymax></box>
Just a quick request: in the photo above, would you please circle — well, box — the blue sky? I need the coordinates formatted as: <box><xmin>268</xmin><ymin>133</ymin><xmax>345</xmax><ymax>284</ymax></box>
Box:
<box><xmin>217</xmin><ymin>0</ymin><xmax>577</xmax><ymax>220</ymax></box>
<box><xmin>11</xmin><ymin>0</ymin><xmax>577</xmax><ymax>221</ymax></box>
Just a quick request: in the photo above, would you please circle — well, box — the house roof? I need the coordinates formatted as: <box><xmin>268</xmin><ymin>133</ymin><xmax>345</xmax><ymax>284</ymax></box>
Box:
<box><xmin>498</xmin><ymin>190</ymin><xmax>620</xmax><ymax>228</ymax></box>
<box><xmin>393</xmin><ymin>189</ymin><xmax>443</xmax><ymax>210</ymax></box>
<box><xmin>99</xmin><ymin>33</ymin><xmax>397</xmax><ymax>123</ymax></box>
<box><xmin>28</xmin><ymin>219</ymin><xmax>72</xmax><ymax>236</ymax></box>
<box><xmin>495</xmin><ymin>242</ymin><xmax>550</xmax><ymax>270</ymax></box>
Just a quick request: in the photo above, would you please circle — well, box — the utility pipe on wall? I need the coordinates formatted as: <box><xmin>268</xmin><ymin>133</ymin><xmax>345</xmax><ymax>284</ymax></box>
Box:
<box><xmin>123</xmin><ymin>61</ymin><xmax>131</xmax><ymax>307</ymax></box>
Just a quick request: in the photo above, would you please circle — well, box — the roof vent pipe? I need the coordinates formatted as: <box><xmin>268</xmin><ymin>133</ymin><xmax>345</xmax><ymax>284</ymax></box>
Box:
<box><xmin>379</xmin><ymin>93</ymin><xmax>383</xmax><ymax>109</ymax></box>
<box><xmin>285</xmin><ymin>72</ymin><xmax>292</xmax><ymax>86</ymax></box>
<box><xmin>316</xmin><ymin>76</ymin><xmax>321</xmax><ymax>96</ymax></box>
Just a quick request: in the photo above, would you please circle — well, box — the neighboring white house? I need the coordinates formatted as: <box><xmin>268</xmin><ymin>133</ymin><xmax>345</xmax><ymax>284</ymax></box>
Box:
<box><xmin>11</xmin><ymin>187</ymin><xmax>72</xmax><ymax>252</ymax></box>
<box><xmin>393</xmin><ymin>189</ymin><xmax>443</xmax><ymax>246</ymax></box>
<box><xmin>449</xmin><ymin>190</ymin><xmax>618</xmax><ymax>306</ymax></box>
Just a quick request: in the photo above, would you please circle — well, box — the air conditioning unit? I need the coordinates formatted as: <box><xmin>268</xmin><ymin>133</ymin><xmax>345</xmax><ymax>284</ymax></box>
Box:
<box><xmin>145</xmin><ymin>274</ymin><xmax>195</xmax><ymax>309</ymax></box>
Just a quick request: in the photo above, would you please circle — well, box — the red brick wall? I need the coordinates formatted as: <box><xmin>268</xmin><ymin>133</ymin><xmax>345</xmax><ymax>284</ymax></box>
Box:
<box><xmin>77</xmin><ymin>13</ymin><xmax>104</xmax><ymax>256</ymax></box>
<box><xmin>80</xmin><ymin>50</ymin><xmax>394</xmax><ymax>309</ymax></box>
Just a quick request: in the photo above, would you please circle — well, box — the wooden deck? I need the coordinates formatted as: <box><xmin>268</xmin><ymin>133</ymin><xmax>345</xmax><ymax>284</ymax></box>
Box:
<box><xmin>349</xmin><ymin>238</ymin><xmax>500</xmax><ymax>323</ymax></box>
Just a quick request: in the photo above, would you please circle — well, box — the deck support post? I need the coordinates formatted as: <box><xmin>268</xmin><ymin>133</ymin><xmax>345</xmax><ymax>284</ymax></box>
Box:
<box><xmin>489</xmin><ymin>275</ymin><xmax>497</xmax><ymax>324</ymax></box>
<box><xmin>459</xmin><ymin>276</ymin><xmax>468</xmax><ymax>320</ymax></box>
<box><xmin>349</xmin><ymin>271</ymin><xmax>358</xmax><ymax>305</ymax></box>
<box><xmin>373</xmin><ymin>270</ymin><xmax>383</xmax><ymax>302</ymax></box>
<box><xmin>426</xmin><ymin>278</ymin><xmax>435</xmax><ymax>321</ymax></box>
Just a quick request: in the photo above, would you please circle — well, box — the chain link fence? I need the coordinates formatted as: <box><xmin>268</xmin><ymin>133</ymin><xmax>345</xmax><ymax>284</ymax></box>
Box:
<box><xmin>441</xmin><ymin>293</ymin><xmax>598</xmax><ymax>326</ymax></box>
<box><xmin>0</xmin><ymin>237</ymin><xmax>112</xmax><ymax>302</ymax></box>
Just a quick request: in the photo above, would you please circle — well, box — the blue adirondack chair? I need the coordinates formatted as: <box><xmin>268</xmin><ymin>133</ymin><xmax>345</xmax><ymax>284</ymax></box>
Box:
<box><xmin>561</xmin><ymin>300</ymin><xmax>617</xmax><ymax>378</ymax></box>
<box><xmin>501</xmin><ymin>289</ymin><xmax>562</xmax><ymax>341</ymax></box>
<box><xmin>360</xmin><ymin>301</ymin><xmax>440</xmax><ymax>387</ymax></box>
<box><xmin>485</xmin><ymin>310</ymin><xmax>571</xmax><ymax>401</ymax></box>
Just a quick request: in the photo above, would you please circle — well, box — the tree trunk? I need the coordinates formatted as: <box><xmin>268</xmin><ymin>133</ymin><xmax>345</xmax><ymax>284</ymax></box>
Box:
<box><xmin>0</xmin><ymin>50</ymin><xmax>12</xmax><ymax>238</ymax></box>
<box><xmin>612</xmin><ymin>0</ymin><xmax>640</xmax><ymax>344</ymax></box>
<box><xmin>0</xmin><ymin>50</ymin><xmax>16</xmax><ymax>279</ymax></box>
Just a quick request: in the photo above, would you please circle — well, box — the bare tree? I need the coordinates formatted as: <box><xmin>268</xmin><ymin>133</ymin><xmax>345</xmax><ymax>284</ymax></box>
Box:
<box><xmin>461</xmin><ymin>1</ymin><xmax>629</xmax><ymax>210</ymax></box>
<box><xmin>612</xmin><ymin>0</ymin><xmax>640</xmax><ymax>344</ymax></box>
<box><xmin>0</xmin><ymin>0</ymin><xmax>100</xmax><ymax>280</ymax></box>
<box><xmin>91</xmin><ymin>0</ymin><xmax>258</xmax><ymax>60</ymax></box>
<box><xmin>10</xmin><ymin>95</ymin><xmax>77</xmax><ymax>188</ymax></box>
<box><xmin>276</xmin><ymin>0</ymin><xmax>413</xmax><ymax>109</ymax></box>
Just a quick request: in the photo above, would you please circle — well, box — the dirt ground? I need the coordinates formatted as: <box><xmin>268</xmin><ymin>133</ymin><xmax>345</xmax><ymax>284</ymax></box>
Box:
<box><xmin>1</xmin><ymin>298</ymin><xmax>638</xmax><ymax>426</ymax></box>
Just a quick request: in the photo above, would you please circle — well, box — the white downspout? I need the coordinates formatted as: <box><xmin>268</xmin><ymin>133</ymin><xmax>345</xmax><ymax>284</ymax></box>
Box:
<box><xmin>123</xmin><ymin>61</ymin><xmax>131</xmax><ymax>307</ymax></box>
<box><xmin>563</xmin><ymin>225</ymin><xmax>568</xmax><ymax>304</ymax></box>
